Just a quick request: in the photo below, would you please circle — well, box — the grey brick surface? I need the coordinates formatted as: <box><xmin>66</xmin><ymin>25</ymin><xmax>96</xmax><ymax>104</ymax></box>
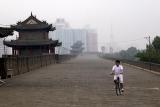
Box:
<box><xmin>0</xmin><ymin>54</ymin><xmax>160</xmax><ymax>107</ymax></box>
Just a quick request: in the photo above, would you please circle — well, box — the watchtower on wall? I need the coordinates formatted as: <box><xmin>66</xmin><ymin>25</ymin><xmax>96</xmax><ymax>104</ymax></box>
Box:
<box><xmin>4</xmin><ymin>13</ymin><xmax>61</xmax><ymax>56</ymax></box>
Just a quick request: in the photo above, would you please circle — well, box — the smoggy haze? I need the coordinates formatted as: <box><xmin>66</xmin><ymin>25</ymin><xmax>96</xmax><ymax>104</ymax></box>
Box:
<box><xmin>0</xmin><ymin>0</ymin><xmax>160</xmax><ymax>51</ymax></box>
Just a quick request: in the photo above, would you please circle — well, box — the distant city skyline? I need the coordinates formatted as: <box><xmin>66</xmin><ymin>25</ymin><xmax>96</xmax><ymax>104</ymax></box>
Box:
<box><xmin>49</xmin><ymin>18</ymin><xmax>98</xmax><ymax>54</ymax></box>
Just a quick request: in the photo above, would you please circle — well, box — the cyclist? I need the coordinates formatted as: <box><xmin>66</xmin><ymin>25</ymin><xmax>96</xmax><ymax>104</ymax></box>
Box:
<box><xmin>111</xmin><ymin>60</ymin><xmax>124</xmax><ymax>92</ymax></box>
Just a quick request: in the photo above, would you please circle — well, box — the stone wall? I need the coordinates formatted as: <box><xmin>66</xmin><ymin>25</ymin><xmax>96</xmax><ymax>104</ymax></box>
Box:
<box><xmin>101</xmin><ymin>56</ymin><xmax>160</xmax><ymax>73</ymax></box>
<box><xmin>0</xmin><ymin>54</ymin><xmax>75</xmax><ymax>79</ymax></box>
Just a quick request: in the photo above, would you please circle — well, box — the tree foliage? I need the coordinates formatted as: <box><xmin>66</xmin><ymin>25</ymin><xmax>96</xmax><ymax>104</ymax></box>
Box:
<box><xmin>70</xmin><ymin>41</ymin><xmax>84</xmax><ymax>55</ymax></box>
<box><xmin>152</xmin><ymin>36</ymin><xmax>160</xmax><ymax>52</ymax></box>
<box><xmin>136</xmin><ymin>36</ymin><xmax>160</xmax><ymax>63</ymax></box>
<box><xmin>104</xmin><ymin>47</ymin><xmax>139</xmax><ymax>60</ymax></box>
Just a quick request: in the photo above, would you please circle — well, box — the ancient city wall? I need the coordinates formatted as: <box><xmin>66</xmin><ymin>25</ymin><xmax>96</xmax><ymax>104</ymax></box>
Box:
<box><xmin>0</xmin><ymin>54</ymin><xmax>75</xmax><ymax>79</ymax></box>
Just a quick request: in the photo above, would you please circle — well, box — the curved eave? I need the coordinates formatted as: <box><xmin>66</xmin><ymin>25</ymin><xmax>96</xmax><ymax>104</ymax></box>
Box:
<box><xmin>11</xmin><ymin>24</ymin><xmax>55</xmax><ymax>32</ymax></box>
<box><xmin>57</xmin><ymin>42</ymin><xmax>62</xmax><ymax>47</ymax></box>
<box><xmin>4</xmin><ymin>40</ymin><xmax>59</xmax><ymax>48</ymax></box>
<box><xmin>0</xmin><ymin>27</ymin><xmax>14</xmax><ymax>38</ymax></box>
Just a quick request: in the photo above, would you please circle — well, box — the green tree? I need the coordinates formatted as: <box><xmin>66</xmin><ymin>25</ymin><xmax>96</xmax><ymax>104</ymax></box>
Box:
<box><xmin>104</xmin><ymin>47</ymin><xmax>139</xmax><ymax>60</ymax></box>
<box><xmin>118</xmin><ymin>47</ymin><xmax>139</xmax><ymax>60</ymax></box>
<box><xmin>136</xmin><ymin>36</ymin><xmax>160</xmax><ymax>63</ymax></box>
<box><xmin>152</xmin><ymin>36</ymin><xmax>160</xmax><ymax>52</ymax></box>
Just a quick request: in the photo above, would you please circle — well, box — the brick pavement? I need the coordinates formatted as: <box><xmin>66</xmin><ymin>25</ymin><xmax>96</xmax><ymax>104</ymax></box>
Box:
<box><xmin>0</xmin><ymin>54</ymin><xmax>159</xmax><ymax>107</ymax></box>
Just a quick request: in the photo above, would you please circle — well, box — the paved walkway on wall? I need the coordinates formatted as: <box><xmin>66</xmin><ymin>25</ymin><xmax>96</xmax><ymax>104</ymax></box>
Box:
<box><xmin>0</xmin><ymin>54</ymin><xmax>160</xmax><ymax>107</ymax></box>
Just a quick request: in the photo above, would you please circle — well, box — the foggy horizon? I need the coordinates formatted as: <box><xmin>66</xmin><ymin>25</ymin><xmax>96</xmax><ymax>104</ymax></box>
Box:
<box><xmin>1</xmin><ymin>0</ymin><xmax>160</xmax><ymax>52</ymax></box>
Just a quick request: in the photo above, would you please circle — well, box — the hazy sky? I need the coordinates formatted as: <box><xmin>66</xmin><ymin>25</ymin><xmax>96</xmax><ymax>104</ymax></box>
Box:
<box><xmin>1</xmin><ymin>0</ymin><xmax>160</xmax><ymax>51</ymax></box>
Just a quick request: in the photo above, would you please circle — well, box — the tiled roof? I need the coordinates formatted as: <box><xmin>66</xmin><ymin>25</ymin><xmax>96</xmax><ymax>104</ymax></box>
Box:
<box><xmin>11</xmin><ymin>13</ymin><xmax>55</xmax><ymax>31</ymax></box>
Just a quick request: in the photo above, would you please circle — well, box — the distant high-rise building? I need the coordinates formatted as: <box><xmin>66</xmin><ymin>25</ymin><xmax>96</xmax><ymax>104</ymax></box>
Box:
<box><xmin>86</xmin><ymin>29</ymin><xmax>98</xmax><ymax>53</ymax></box>
<box><xmin>0</xmin><ymin>39</ymin><xmax>11</xmax><ymax>57</ymax></box>
<box><xmin>49</xmin><ymin>29</ymin><xmax>87</xmax><ymax>54</ymax></box>
<box><xmin>54</xmin><ymin>18</ymin><xmax>70</xmax><ymax>29</ymax></box>
<box><xmin>49</xmin><ymin>19</ymin><xmax>98</xmax><ymax>54</ymax></box>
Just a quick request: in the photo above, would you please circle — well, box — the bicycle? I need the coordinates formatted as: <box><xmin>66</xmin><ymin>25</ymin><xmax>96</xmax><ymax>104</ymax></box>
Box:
<box><xmin>115</xmin><ymin>77</ymin><xmax>122</xmax><ymax>96</ymax></box>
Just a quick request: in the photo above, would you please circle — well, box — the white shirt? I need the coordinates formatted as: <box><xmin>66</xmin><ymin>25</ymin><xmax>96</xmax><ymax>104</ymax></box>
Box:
<box><xmin>112</xmin><ymin>65</ymin><xmax>123</xmax><ymax>75</ymax></box>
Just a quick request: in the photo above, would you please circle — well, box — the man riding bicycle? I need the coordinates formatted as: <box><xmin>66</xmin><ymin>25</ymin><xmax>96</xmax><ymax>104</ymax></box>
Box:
<box><xmin>111</xmin><ymin>60</ymin><xmax>124</xmax><ymax>92</ymax></box>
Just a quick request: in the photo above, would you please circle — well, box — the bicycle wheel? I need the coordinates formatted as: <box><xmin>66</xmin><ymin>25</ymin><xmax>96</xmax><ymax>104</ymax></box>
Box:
<box><xmin>115</xmin><ymin>83</ymin><xmax>119</xmax><ymax>96</ymax></box>
<box><xmin>118</xmin><ymin>82</ymin><xmax>122</xmax><ymax>95</ymax></box>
